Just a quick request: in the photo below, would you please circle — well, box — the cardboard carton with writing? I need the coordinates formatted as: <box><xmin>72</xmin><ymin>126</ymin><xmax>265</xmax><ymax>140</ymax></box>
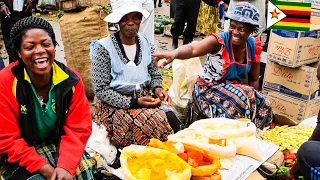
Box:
<box><xmin>311</xmin><ymin>24</ymin><xmax>320</xmax><ymax>31</ymax></box>
<box><xmin>265</xmin><ymin>91</ymin><xmax>320</xmax><ymax>124</ymax></box>
<box><xmin>305</xmin><ymin>0</ymin><xmax>320</xmax><ymax>25</ymax></box>
<box><xmin>263</xmin><ymin>61</ymin><xmax>319</xmax><ymax>101</ymax></box>
<box><xmin>267</xmin><ymin>29</ymin><xmax>320</xmax><ymax>68</ymax></box>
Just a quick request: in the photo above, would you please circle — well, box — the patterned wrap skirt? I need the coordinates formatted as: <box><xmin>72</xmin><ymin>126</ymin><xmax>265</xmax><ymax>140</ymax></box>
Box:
<box><xmin>194</xmin><ymin>78</ymin><xmax>273</xmax><ymax>129</ymax></box>
<box><xmin>1</xmin><ymin>142</ymin><xmax>96</xmax><ymax>180</ymax></box>
<box><xmin>93</xmin><ymin>91</ymin><xmax>174</xmax><ymax>148</ymax></box>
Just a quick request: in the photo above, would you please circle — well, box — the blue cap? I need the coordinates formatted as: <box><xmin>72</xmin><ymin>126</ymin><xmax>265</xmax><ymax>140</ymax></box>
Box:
<box><xmin>226</xmin><ymin>2</ymin><xmax>260</xmax><ymax>27</ymax></box>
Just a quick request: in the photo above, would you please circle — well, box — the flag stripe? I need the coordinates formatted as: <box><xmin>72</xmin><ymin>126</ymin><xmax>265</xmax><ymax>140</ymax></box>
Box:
<box><xmin>271</xmin><ymin>25</ymin><xmax>310</xmax><ymax>31</ymax></box>
<box><xmin>277</xmin><ymin>5</ymin><xmax>311</xmax><ymax>11</ymax></box>
<box><xmin>282</xmin><ymin>10</ymin><xmax>312</xmax><ymax>16</ymax></box>
<box><xmin>276</xmin><ymin>21</ymin><xmax>310</xmax><ymax>28</ymax></box>
<box><xmin>281</xmin><ymin>17</ymin><xmax>311</xmax><ymax>23</ymax></box>
<box><xmin>285</xmin><ymin>14</ymin><xmax>312</xmax><ymax>20</ymax></box>
<box><xmin>273</xmin><ymin>1</ymin><xmax>312</xmax><ymax>7</ymax></box>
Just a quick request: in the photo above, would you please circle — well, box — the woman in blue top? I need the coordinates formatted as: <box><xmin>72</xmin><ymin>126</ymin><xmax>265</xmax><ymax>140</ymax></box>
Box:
<box><xmin>153</xmin><ymin>2</ymin><xmax>273</xmax><ymax>129</ymax></box>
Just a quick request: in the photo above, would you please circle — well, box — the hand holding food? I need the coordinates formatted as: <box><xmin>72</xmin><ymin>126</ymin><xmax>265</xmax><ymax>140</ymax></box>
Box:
<box><xmin>138</xmin><ymin>97</ymin><xmax>161</xmax><ymax>108</ymax></box>
<box><xmin>155</xmin><ymin>88</ymin><xmax>172</xmax><ymax>106</ymax></box>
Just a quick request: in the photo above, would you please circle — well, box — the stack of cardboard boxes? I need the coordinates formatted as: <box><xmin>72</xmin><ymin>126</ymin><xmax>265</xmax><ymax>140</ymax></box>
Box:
<box><xmin>263</xmin><ymin>29</ymin><xmax>320</xmax><ymax>124</ymax></box>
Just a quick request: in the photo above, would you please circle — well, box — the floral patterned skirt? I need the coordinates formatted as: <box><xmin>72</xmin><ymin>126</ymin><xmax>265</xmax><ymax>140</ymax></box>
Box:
<box><xmin>93</xmin><ymin>96</ymin><xmax>174</xmax><ymax>148</ymax></box>
<box><xmin>194</xmin><ymin>78</ymin><xmax>273</xmax><ymax>129</ymax></box>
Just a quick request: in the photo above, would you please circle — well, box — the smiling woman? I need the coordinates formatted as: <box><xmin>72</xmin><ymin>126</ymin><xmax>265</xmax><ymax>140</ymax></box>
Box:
<box><xmin>153</xmin><ymin>2</ymin><xmax>273</xmax><ymax>129</ymax></box>
<box><xmin>90</xmin><ymin>0</ymin><xmax>183</xmax><ymax>149</ymax></box>
<box><xmin>0</xmin><ymin>16</ymin><xmax>96</xmax><ymax>180</ymax></box>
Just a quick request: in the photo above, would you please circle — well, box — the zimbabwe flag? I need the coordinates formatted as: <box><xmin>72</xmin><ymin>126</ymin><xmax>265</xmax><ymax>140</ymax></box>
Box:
<box><xmin>271</xmin><ymin>1</ymin><xmax>312</xmax><ymax>31</ymax></box>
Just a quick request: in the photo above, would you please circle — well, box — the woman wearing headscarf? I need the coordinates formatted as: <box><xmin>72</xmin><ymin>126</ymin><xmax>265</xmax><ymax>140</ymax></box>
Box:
<box><xmin>224</xmin><ymin>0</ymin><xmax>266</xmax><ymax>37</ymax></box>
<box><xmin>90</xmin><ymin>0</ymin><xmax>182</xmax><ymax>148</ymax></box>
<box><xmin>0</xmin><ymin>16</ymin><xmax>95</xmax><ymax>179</ymax></box>
<box><xmin>153</xmin><ymin>2</ymin><xmax>273</xmax><ymax>129</ymax></box>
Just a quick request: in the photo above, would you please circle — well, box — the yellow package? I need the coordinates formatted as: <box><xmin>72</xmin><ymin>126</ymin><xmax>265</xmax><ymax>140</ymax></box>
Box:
<box><xmin>120</xmin><ymin>145</ymin><xmax>192</xmax><ymax>180</ymax></box>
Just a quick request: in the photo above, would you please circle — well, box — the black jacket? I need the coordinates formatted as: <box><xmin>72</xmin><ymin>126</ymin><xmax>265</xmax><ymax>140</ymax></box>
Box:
<box><xmin>11</xmin><ymin>60</ymin><xmax>80</xmax><ymax>146</ymax></box>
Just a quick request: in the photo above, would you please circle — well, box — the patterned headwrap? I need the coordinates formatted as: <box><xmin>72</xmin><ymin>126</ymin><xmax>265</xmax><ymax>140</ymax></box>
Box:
<box><xmin>225</xmin><ymin>2</ymin><xmax>260</xmax><ymax>27</ymax></box>
<box><xmin>10</xmin><ymin>16</ymin><xmax>57</xmax><ymax>52</ymax></box>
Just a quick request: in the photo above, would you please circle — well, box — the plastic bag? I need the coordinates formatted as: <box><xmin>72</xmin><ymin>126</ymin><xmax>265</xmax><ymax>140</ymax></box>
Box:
<box><xmin>148</xmin><ymin>139</ymin><xmax>221</xmax><ymax>178</ymax></box>
<box><xmin>167</xmin><ymin>128</ymin><xmax>237</xmax><ymax>159</ymax></box>
<box><xmin>120</xmin><ymin>145</ymin><xmax>192</xmax><ymax>180</ymax></box>
<box><xmin>188</xmin><ymin>118</ymin><xmax>263</xmax><ymax>161</ymax></box>
<box><xmin>168</xmin><ymin>57</ymin><xmax>203</xmax><ymax>118</ymax></box>
<box><xmin>85</xmin><ymin>123</ymin><xmax>117</xmax><ymax>166</ymax></box>
<box><xmin>38</xmin><ymin>0</ymin><xmax>56</xmax><ymax>7</ymax></box>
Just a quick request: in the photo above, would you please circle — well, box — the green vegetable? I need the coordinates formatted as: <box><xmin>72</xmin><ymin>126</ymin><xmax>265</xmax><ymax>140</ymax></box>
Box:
<box><xmin>267</xmin><ymin>166</ymin><xmax>289</xmax><ymax>178</ymax></box>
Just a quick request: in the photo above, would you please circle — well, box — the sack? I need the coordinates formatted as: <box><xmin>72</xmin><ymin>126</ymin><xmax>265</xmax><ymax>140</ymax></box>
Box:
<box><xmin>169</xmin><ymin>57</ymin><xmax>203</xmax><ymax>120</ymax></box>
<box><xmin>188</xmin><ymin>118</ymin><xmax>263</xmax><ymax>161</ymax></box>
<box><xmin>202</xmin><ymin>0</ymin><xmax>218</xmax><ymax>6</ymax></box>
<box><xmin>148</xmin><ymin>139</ymin><xmax>221</xmax><ymax>178</ymax></box>
<box><xmin>59</xmin><ymin>6</ymin><xmax>109</xmax><ymax>99</ymax></box>
<box><xmin>38</xmin><ymin>0</ymin><xmax>56</xmax><ymax>7</ymax></box>
<box><xmin>120</xmin><ymin>145</ymin><xmax>192</xmax><ymax>180</ymax></box>
<box><xmin>59</xmin><ymin>0</ymin><xmax>110</xmax><ymax>11</ymax></box>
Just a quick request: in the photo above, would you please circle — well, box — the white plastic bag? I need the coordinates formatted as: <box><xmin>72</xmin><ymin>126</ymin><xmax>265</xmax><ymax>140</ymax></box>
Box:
<box><xmin>167</xmin><ymin>128</ymin><xmax>236</xmax><ymax>169</ymax></box>
<box><xmin>38</xmin><ymin>0</ymin><xmax>56</xmax><ymax>7</ymax></box>
<box><xmin>188</xmin><ymin>118</ymin><xmax>263</xmax><ymax>161</ymax></box>
<box><xmin>169</xmin><ymin>57</ymin><xmax>203</xmax><ymax>108</ymax></box>
<box><xmin>85</xmin><ymin>123</ymin><xmax>117</xmax><ymax>166</ymax></box>
<box><xmin>168</xmin><ymin>57</ymin><xmax>203</xmax><ymax>119</ymax></box>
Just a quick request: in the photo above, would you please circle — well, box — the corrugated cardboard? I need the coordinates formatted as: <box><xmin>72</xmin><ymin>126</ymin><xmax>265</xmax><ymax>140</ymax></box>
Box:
<box><xmin>267</xmin><ymin>29</ymin><xmax>320</xmax><ymax>68</ymax></box>
<box><xmin>311</xmin><ymin>24</ymin><xmax>320</xmax><ymax>31</ymax></box>
<box><xmin>311</xmin><ymin>8</ymin><xmax>320</xmax><ymax>25</ymax></box>
<box><xmin>265</xmin><ymin>91</ymin><xmax>320</xmax><ymax>124</ymax></box>
<box><xmin>263</xmin><ymin>61</ymin><xmax>319</xmax><ymax>101</ymax></box>
<box><xmin>304</xmin><ymin>0</ymin><xmax>320</xmax><ymax>25</ymax></box>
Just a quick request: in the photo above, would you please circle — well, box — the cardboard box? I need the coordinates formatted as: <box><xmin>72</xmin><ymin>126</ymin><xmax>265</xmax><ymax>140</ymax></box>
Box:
<box><xmin>304</xmin><ymin>0</ymin><xmax>320</xmax><ymax>25</ymax></box>
<box><xmin>265</xmin><ymin>91</ymin><xmax>320</xmax><ymax>124</ymax></box>
<box><xmin>267</xmin><ymin>29</ymin><xmax>320</xmax><ymax>68</ymax></box>
<box><xmin>311</xmin><ymin>24</ymin><xmax>320</xmax><ymax>31</ymax></box>
<box><xmin>263</xmin><ymin>61</ymin><xmax>319</xmax><ymax>101</ymax></box>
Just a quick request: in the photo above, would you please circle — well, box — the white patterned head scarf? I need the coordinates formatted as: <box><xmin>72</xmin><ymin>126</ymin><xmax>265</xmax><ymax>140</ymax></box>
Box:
<box><xmin>226</xmin><ymin>2</ymin><xmax>260</xmax><ymax>27</ymax></box>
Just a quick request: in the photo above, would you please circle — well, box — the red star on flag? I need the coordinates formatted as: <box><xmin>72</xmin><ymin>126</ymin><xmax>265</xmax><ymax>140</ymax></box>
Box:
<box><xmin>270</xmin><ymin>8</ymin><xmax>280</xmax><ymax>19</ymax></box>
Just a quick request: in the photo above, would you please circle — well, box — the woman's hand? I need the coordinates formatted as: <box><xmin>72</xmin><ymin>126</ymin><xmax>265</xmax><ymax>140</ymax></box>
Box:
<box><xmin>39</xmin><ymin>164</ymin><xmax>55</xmax><ymax>179</ymax></box>
<box><xmin>24</xmin><ymin>0</ymin><xmax>34</xmax><ymax>13</ymax></box>
<box><xmin>50</xmin><ymin>167</ymin><xmax>73</xmax><ymax>180</ymax></box>
<box><xmin>152</xmin><ymin>51</ymin><xmax>177</xmax><ymax>68</ymax></box>
<box><xmin>0</xmin><ymin>4</ymin><xmax>11</xmax><ymax>18</ymax></box>
<box><xmin>138</xmin><ymin>97</ymin><xmax>161</xmax><ymax>108</ymax></box>
<box><xmin>155</xmin><ymin>88</ymin><xmax>172</xmax><ymax>106</ymax></box>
